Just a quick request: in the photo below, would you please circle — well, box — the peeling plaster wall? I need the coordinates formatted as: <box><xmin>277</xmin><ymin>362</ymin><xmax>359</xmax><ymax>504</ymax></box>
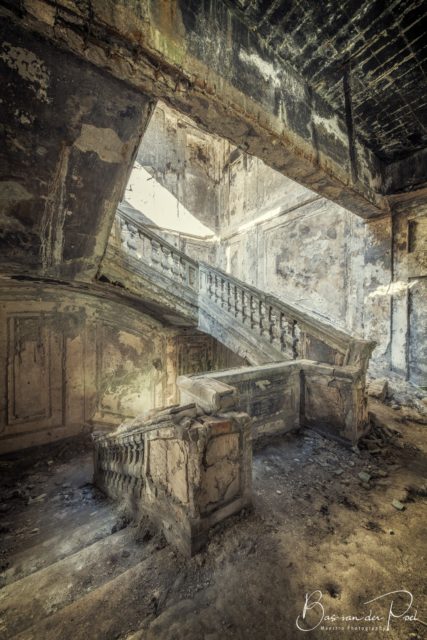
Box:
<box><xmin>391</xmin><ymin>195</ymin><xmax>427</xmax><ymax>387</ymax></box>
<box><xmin>217</xmin><ymin>149</ymin><xmax>316</xmax><ymax>245</ymax></box>
<box><xmin>0</xmin><ymin>284</ymin><xmax>241</xmax><ymax>453</ymax></box>
<box><xmin>216</xmin><ymin>155</ymin><xmax>426</xmax><ymax>386</ymax></box>
<box><xmin>130</xmin><ymin>101</ymin><xmax>223</xmax><ymax>235</ymax></box>
<box><xmin>0</xmin><ymin>22</ymin><xmax>153</xmax><ymax>281</ymax></box>
<box><xmin>114</xmin><ymin>103</ymin><xmax>425</xmax><ymax>386</ymax></box>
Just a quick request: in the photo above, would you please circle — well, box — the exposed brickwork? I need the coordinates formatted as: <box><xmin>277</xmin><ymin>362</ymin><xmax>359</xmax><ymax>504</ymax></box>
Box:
<box><xmin>228</xmin><ymin>0</ymin><xmax>427</xmax><ymax>162</ymax></box>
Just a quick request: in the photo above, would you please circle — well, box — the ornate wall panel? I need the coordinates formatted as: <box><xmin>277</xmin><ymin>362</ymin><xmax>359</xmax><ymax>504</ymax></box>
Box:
<box><xmin>5</xmin><ymin>314</ymin><xmax>62</xmax><ymax>431</ymax></box>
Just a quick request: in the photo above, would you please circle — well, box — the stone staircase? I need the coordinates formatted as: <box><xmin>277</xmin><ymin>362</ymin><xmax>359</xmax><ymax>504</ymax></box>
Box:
<box><xmin>0</xmin><ymin>208</ymin><xmax>379</xmax><ymax>637</ymax></box>
<box><xmin>98</xmin><ymin>209</ymin><xmax>376</xmax><ymax>442</ymax></box>
<box><xmin>0</xmin><ymin>442</ymin><xmax>179</xmax><ymax>640</ymax></box>
<box><xmin>101</xmin><ymin>207</ymin><xmax>375</xmax><ymax>371</ymax></box>
<box><xmin>89</xmin><ymin>208</ymin><xmax>378</xmax><ymax>553</ymax></box>
<box><xmin>0</xmin><ymin>399</ymin><xmax>251</xmax><ymax>639</ymax></box>
<box><xmin>0</xmin><ymin>501</ymin><xmax>182</xmax><ymax>640</ymax></box>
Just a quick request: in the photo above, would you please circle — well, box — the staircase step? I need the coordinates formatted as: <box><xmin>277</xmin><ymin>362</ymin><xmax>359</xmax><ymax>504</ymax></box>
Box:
<box><xmin>0</xmin><ymin>526</ymin><xmax>149</xmax><ymax>639</ymax></box>
<box><xmin>1</xmin><ymin>508</ymin><xmax>118</xmax><ymax>587</ymax></box>
<box><xmin>10</xmin><ymin>544</ymin><xmax>179</xmax><ymax>640</ymax></box>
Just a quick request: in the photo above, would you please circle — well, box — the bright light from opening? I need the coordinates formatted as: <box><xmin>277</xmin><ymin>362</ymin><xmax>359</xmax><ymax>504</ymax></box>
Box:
<box><xmin>367</xmin><ymin>280</ymin><xmax>419</xmax><ymax>298</ymax></box>
<box><xmin>124</xmin><ymin>162</ymin><xmax>215</xmax><ymax>237</ymax></box>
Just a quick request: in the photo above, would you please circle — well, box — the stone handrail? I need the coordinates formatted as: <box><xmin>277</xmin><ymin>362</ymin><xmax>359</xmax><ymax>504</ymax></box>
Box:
<box><xmin>199</xmin><ymin>263</ymin><xmax>375</xmax><ymax>371</ymax></box>
<box><xmin>95</xmin><ymin>212</ymin><xmax>376</xmax><ymax>553</ymax></box>
<box><xmin>178</xmin><ymin>359</ymin><xmax>369</xmax><ymax>444</ymax></box>
<box><xmin>116</xmin><ymin>208</ymin><xmax>199</xmax><ymax>293</ymax></box>
<box><xmin>111</xmin><ymin>209</ymin><xmax>375</xmax><ymax>373</ymax></box>
<box><xmin>93</xmin><ymin>401</ymin><xmax>252</xmax><ymax>556</ymax></box>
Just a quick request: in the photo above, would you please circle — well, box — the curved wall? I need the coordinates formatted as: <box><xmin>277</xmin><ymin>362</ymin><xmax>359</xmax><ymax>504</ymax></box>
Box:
<box><xmin>0</xmin><ymin>282</ymin><xmax>241</xmax><ymax>453</ymax></box>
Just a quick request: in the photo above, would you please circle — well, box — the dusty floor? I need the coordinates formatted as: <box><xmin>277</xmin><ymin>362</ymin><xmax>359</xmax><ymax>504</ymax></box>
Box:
<box><xmin>0</xmin><ymin>400</ymin><xmax>426</xmax><ymax>640</ymax></box>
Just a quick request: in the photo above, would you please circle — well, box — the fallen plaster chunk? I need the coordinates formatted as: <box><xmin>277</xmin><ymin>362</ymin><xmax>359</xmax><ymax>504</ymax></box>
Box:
<box><xmin>367</xmin><ymin>378</ymin><xmax>388</xmax><ymax>401</ymax></box>
<box><xmin>392</xmin><ymin>499</ymin><xmax>405</xmax><ymax>511</ymax></box>
<box><xmin>358</xmin><ymin>471</ymin><xmax>371</xmax><ymax>483</ymax></box>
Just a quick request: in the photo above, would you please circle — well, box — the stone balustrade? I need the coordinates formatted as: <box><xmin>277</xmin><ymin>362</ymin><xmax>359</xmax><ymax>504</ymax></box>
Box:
<box><xmin>107</xmin><ymin>210</ymin><xmax>375</xmax><ymax>375</ymax></box>
<box><xmin>199</xmin><ymin>263</ymin><xmax>375</xmax><ymax>372</ymax></box>
<box><xmin>93</xmin><ymin>211</ymin><xmax>377</xmax><ymax>554</ymax></box>
<box><xmin>178</xmin><ymin>359</ymin><xmax>369</xmax><ymax>445</ymax></box>
<box><xmin>117</xmin><ymin>210</ymin><xmax>199</xmax><ymax>293</ymax></box>
<box><xmin>93</xmin><ymin>402</ymin><xmax>252</xmax><ymax>556</ymax></box>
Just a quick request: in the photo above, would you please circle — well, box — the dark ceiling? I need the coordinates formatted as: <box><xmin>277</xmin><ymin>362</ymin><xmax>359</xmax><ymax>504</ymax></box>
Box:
<box><xmin>228</xmin><ymin>0</ymin><xmax>427</xmax><ymax>163</ymax></box>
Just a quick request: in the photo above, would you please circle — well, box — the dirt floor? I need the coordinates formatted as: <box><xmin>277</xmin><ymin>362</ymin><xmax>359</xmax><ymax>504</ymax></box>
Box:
<box><xmin>0</xmin><ymin>399</ymin><xmax>426</xmax><ymax>640</ymax></box>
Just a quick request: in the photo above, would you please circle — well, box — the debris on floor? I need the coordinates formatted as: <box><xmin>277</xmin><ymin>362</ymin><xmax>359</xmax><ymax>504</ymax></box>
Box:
<box><xmin>0</xmin><ymin>400</ymin><xmax>426</xmax><ymax>640</ymax></box>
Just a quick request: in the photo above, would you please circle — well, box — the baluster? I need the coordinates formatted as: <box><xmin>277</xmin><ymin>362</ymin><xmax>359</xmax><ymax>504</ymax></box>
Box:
<box><xmin>110</xmin><ymin>445</ymin><xmax>116</xmax><ymax>472</ymax></box>
<box><xmin>150</xmin><ymin>239</ymin><xmax>161</xmax><ymax>266</ymax></box>
<box><xmin>221</xmin><ymin>279</ymin><xmax>226</xmax><ymax>307</ymax></box>
<box><xmin>128</xmin><ymin>441</ymin><xmax>135</xmax><ymax>478</ymax></box>
<box><xmin>280</xmin><ymin>313</ymin><xmax>288</xmax><ymax>353</ymax></box>
<box><xmin>208</xmin><ymin>272</ymin><xmax>214</xmax><ymax>297</ymax></box>
<box><xmin>259</xmin><ymin>301</ymin><xmax>269</xmax><ymax>336</ymax></box>
<box><xmin>122</xmin><ymin>443</ymin><xmax>129</xmax><ymax>475</ymax></box>
<box><xmin>269</xmin><ymin>307</ymin><xmax>280</xmax><ymax>346</ymax></box>
<box><xmin>226</xmin><ymin>281</ymin><xmax>232</xmax><ymax>312</ymax></box>
<box><xmin>129</xmin><ymin>441</ymin><xmax>135</xmax><ymax>476</ymax></box>
<box><xmin>214</xmin><ymin>275</ymin><xmax>221</xmax><ymax>303</ymax></box>
<box><xmin>178</xmin><ymin>258</ymin><xmax>186</xmax><ymax>283</ymax></box>
<box><xmin>241</xmin><ymin>290</ymin><xmax>249</xmax><ymax>324</ymax></box>
<box><xmin>161</xmin><ymin>247</ymin><xmax>171</xmax><ymax>273</ymax></box>
<box><xmin>188</xmin><ymin>265</ymin><xmax>196</xmax><ymax>288</ymax></box>
<box><xmin>126</xmin><ymin>236</ymin><xmax>137</xmax><ymax>252</ymax></box>
<box><xmin>186</xmin><ymin>264</ymin><xmax>192</xmax><ymax>288</ymax></box>
<box><xmin>139</xmin><ymin>231</ymin><xmax>148</xmax><ymax>260</ymax></box>
<box><xmin>118</xmin><ymin>221</ymin><xmax>126</xmax><ymax>248</ymax></box>
<box><xmin>171</xmin><ymin>253</ymin><xmax>180</xmax><ymax>278</ymax></box>
<box><xmin>136</xmin><ymin>230</ymin><xmax>145</xmax><ymax>259</ymax></box>
<box><xmin>292</xmin><ymin>320</ymin><xmax>301</xmax><ymax>358</ymax></box>
<box><xmin>218</xmin><ymin>279</ymin><xmax>224</xmax><ymax>308</ymax></box>
<box><xmin>250</xmin><ymin>296</ymin><xmax>260</xmax><ymax>330</ymax></box>
<box><xmin>223</xmin><ymin>281</ymin><xmax>228</xmax><ymax>311</ymax></box>
<box><xmin>234</xmin><ymin>285</ymin><xmax>240</xmax><ymax>318</ymax></box>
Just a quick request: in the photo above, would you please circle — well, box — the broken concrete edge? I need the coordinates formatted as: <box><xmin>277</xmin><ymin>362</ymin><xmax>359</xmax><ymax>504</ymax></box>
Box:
<box><xmin>367</xmin><ymin>378</ymin><xmax>389</xmax><ymax>401</ymax></box>
<box><xmin>176</xmin><ymin>376</ymin><xmax>237</xmax><ymax>413</ymax></box>
<box><xmin>92</xmin><ymin>403</ymin><xmax>200</xmax><ymax>444</ymax></box>
<box><xmin>93</xmin><ymin>408</ymin><xmax>252</xmax><ymax>555</ymax></box>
